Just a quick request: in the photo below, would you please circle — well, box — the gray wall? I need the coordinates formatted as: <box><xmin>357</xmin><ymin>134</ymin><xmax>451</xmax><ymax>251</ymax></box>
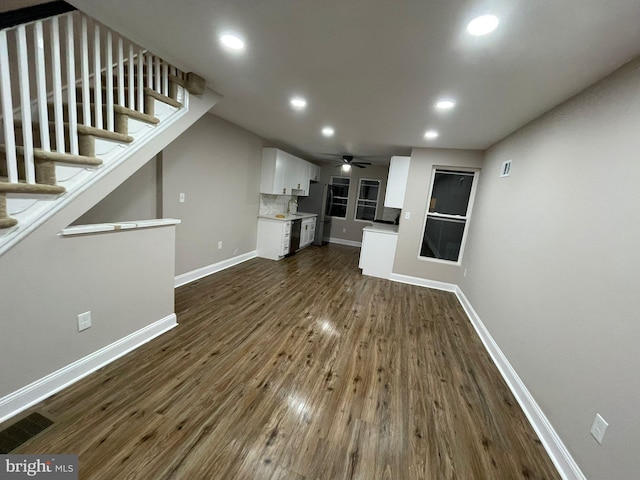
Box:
<box><xmin>459</xmin><ymin>59</ymin><xmax>640</xmax><ymax>479</ymax></box>
<box><xmin>162</xmin><ymin>114</ymin><xmax>263</xmax><ymax>276</ymax></box>
<box><xmin>319</xmin><ymin>163</ymin><xmax>391</xmax><ymax>244</ymax></box>
<box><xmin>73</xmin><ymin>156</ymin><xmax>160</xmax><ymax>224</ymax></box>
<box><xmin>393</xmin><ymin>148</ymin><xmax>483</xmax><ymax>284</ymax></box>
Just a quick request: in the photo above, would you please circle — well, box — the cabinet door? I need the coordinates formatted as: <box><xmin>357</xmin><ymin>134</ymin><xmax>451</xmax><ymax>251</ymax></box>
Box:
<box><xmin>384</xmin><ymin>156</ymin><xmax>411</xmax><ymax>208</ymax></box>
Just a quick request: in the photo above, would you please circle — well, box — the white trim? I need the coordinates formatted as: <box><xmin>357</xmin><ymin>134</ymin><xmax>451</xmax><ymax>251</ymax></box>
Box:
<box><xmin>174</xmin><ymin>251</ymin><xmax>257</xmax><ymax>288</ymax></box>
<box><xmin>388</xmin><ymin>273</ymin><xmax>457</xmax><ymax>292</ymax></box>
<box><xmin>60</xmin><ymin>218</ymin><xmax>180</xmax><ymax>237</ymax></box>
<box><xmin>0</xmin><ymin>314</ymin><xmax>177</xmax><ymax>424</ymax></box>
<box><xmin>327</xmin><ymin>237</ymin><xmax>362</xmax><ymax>247</ymax></box>
<box><xmin>453</xmin><ymin>287</ymin><xmax>585</xmax><ymax>480</ymax></box>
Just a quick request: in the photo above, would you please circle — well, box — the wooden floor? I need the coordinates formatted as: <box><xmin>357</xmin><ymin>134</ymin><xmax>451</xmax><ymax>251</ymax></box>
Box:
<box><xmin>12</xmin><ymin>244</ymin><xmax>560</xmax><ymax>479</ymax></box>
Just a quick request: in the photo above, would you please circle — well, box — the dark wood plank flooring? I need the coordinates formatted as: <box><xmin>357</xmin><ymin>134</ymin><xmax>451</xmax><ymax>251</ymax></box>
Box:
<box><xmin>10</xmin><ymin>244</ymin><xmax>560</xmax><ymax>479</ymax></box>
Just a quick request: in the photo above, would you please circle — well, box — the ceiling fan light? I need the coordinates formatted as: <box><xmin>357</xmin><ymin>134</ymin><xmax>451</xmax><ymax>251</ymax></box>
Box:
<box><xmin>342</xmin><ymin>164</ymin><xmax>351</xmax><ymax>172</ymax></box>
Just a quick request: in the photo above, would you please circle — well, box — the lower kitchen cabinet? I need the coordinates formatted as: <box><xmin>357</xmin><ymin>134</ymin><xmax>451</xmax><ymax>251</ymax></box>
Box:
<box><xmin>300</xmin><ymin>217</ymin><xmax>316</xmax><ymax>249</ymax></box>
<box><xmin>359</xmin><ymin>225</ymin><xmax>398</xmax><ymax>279</ymax></box>
<box><xmin>257</xmin><ymin>218</ymin><xmax>291</xmax><ymax>260</ymax></box>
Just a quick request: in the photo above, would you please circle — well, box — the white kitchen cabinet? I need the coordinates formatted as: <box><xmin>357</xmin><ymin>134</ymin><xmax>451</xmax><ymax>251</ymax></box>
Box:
<box><xmin>384</xmin><ymin>156</ymin><xmax>411</xmax><ymax>208</ymax></box>
<box><xmin>257</xmin><ymin>218</ymin><xmax>292</xmax><ymax>260</ymax></box>
<box><xmin>260</xmin><ymin>148</ymin><xmax>310</xmax><ymax>196</ymax></box>
<box><xmin>308</xmin><ymin>162</ymin><xmax>321</xmax><ymax>182</ymax></box>
<box><xmin>359</xmin><ymin>225</ymin><xmax>398</xmax><ymax>279</ymax></box>
<box><xmin>300</xmin><ymin>217</ymin><xmax>316</xmax><ymax>249</ymax></box>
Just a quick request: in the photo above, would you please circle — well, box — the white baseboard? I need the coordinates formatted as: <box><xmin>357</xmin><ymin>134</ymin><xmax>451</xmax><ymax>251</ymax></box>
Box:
<box><xmin>388</xmin><ymin>273</ymin><xmax>457</xmax><ymax>292</ymax></box>
<box><xmin>0</xmin><ymin>314</ymin><xmax>177</xmax><ymax>424</ymax></box>
<box><xmin>453</xmin><ymin>288</ymin><xmax>585</xmax><ymax>480</ymax></box>
<box><xmin>327</xmin><ymin>237</ymin><xmax>362</xmax><ymax>247</ymax></box>
<box><xmin>386</xmin><ymin>272</ymin><xmax>584</xmax><ymax>480</ymax></box>
<box><xmin>174</xmin><ymin>250</ymin><xmax>257</xmax><ymax>288</ymax></box>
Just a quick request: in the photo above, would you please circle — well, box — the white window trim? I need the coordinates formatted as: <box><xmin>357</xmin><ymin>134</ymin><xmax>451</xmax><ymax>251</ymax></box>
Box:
<box><xmin>328</xmin><ymin>175</ymin><xmax>350</xmax><ymax>220</ymax></box>
<box><xmin>353</xmin><ymin>177</ymin><xmax>381</xmax><ymax>223</ymax></box>
<box><xmin>418</xmin><ymin>166</ymin><xmax>480</xmax><ymax>265</ymax></box>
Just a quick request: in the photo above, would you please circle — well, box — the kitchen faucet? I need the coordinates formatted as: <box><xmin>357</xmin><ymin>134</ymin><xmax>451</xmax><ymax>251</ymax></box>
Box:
<box><xmin>287</xmin><ymin>198</ymin><xmax>298</xmax><ymax>214</ymax></box>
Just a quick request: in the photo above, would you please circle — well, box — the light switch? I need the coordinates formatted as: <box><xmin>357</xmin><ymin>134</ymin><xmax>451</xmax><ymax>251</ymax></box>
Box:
<box><xmin>179</xmin><ymin>193</ymin><xmax>186</xmax><ymax>203</ymax></box>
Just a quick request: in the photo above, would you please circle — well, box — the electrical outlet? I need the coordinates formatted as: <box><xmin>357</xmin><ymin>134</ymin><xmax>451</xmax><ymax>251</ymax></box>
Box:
<box><xmin>179</xmin><ymin>192</ymin><xmax>186</xmax><ymax>203</ymax></box>
<box><xmin>404</xmin><ymin>212</ymin><xmax>411</xmax><ymax>220</ymax></box>
<box><xmin>77</xmin><ymin>311</ymin><xmax>91</xmax><ymax>332</ymax></box>
<box><xmin>217</xmin><ymin>241</ymin><xmax>223</xmax><ymax>250</ymax></box>
<box><xmin>464</xmin><ymin>268</ymin><xmax>467</xmax><ymax>277</ymax></box>
<box><xmin>590</xmin><ymin>413</ymin><xmax>608</xmax><ymax>444</ymax></box>
<box><xmin>342</xmin><ymin>228</ymin><xmax>347</xmax><ymax>233</ymax></box>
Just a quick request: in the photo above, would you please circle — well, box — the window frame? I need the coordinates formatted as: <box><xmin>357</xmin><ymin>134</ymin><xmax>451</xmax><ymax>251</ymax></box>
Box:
<box><xmin>328</xmin><ymin>176</ymin><xmax>351</xmax><ymax>219</ymax></box>
<box><xmin>354</xmin><ymin>178</ymin><xmax>381</xmax><ymax>223</ymax></box>
<box><xmin>418</xmin><ymin>167</ymin><xmax>479</xmax><ymax>265</ymax></box>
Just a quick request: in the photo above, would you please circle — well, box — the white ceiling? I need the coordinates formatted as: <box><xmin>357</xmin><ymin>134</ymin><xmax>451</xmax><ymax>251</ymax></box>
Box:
<box><xmin>69</xmin><ymin>0</ymin><xmax>640</xmax><ymax>164</ymax></box>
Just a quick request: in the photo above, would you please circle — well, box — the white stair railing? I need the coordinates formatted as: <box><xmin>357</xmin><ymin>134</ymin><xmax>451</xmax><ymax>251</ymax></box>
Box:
<box><xmin>0</xmin><ymin>9</ymin><xmax>186</xmax><ymax>189</ymax></box>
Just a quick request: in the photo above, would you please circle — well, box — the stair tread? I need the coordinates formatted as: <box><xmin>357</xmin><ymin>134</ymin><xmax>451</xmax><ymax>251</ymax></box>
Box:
<box><xmin>76</xmin><ymin>86</ymin><xmax>182</xmax><ymax>108</ymax></box>
<box><xmin>15</xmin><ymin>120</ymin><xmax>134</xmax><ymax>143</ymax></box>
<box><xmin>0</xmin><ymin>178</ymin><xmax>65</xmax><ymax>195</ymax></box>
<box><xmin>47</xmin><ymin>102</ymin><xmax>160</xmax><ymax>125</ymax></box>
<box><xmin>0</xmin><ymin>145</ymin><xmax>102</xmax><ymax>166</ymax></box>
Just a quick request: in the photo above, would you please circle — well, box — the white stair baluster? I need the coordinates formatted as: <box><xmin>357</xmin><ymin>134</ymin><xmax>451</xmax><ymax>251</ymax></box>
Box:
<box><xmin>0</xmin><ymin>30</ymin><xmax>18</xmax><ymax>183</ymax></box>
<box><xmin>50</xmin><ymin>16</ymin><xmax>65</xmax><ymax>153</ymax></box>
<box><xmin>155</xmin><ymin>57</ymin><xmax>161</xmax><ymax>93</ymax></box>
<box><xmin>105</xmin><ymin>31</ymin><xmax>114</xmax><ymax>132</ymax></box>
<box><xmin>137</xmin><ymin>49</ymin><xmax>144</xmax><ymax>113</ymax></box>
<box><xmin>147</xmin><ymin>53</ymin><xmax>153</xmax><ymax>90</ymax></box>
<box><xmin>80</xmin><ymin>16</ymin><xmax>91</xmax><ymax>126</ymax></box>
<box><xmin>16</xmin><ymin>25</ymin><xmax>36</xmax><ymax>183</ymax></box>
<box><xmin>117</xmin><ymin>37</ymin><xmax>124</xmax><ymax>107</ymax></box>
<box><xmin>162</xmin><ymin>62</ymin><xmax>168</xmax><ymax>97</ymax></box>
<box><xmin>93</xmin><ymin>23</ymin><xmax>103</xmax><ymax>130</ymax></box>
<box><xmin>34</xmin><ymin>21</ymin><xmax>50</xmax><ymax>152</ymax></box>
<box><xmin>128</xmin><ymin>44</ymin><xmax>134</xmax><ymax>110</ymax></box>
<box><xmin>65</xmin><ymin>14</ymin><xmax>79</xmax><ymax>155</ymax></box>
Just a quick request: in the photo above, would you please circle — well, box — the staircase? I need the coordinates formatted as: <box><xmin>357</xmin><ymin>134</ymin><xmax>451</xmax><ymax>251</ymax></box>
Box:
<box><xmin>0</xmin><ymin>7</ymin><xmax>206</xmax><ymax>253</ymax></box>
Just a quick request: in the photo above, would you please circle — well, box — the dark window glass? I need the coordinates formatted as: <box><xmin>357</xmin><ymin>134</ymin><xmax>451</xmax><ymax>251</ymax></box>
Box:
<box><xmin>420</xmin><ymin>217</ymin><xmax>466</xmax><ymax>261</ymax></box>
<box><xmin>429</xmin><ymin>171</ymin><xmax>474</xmax><ymax>216</ymax></box>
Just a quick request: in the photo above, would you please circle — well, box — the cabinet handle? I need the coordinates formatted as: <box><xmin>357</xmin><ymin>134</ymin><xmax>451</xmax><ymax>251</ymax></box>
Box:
<box><xmin>282</xmin><ymin>188</ymin><xmax>286</xmax><ymax>194</ymax></box>
<box><xmin>298</xmin><ymin>183</ymin><xmax>301</xmax><ymax>189</ymax></box>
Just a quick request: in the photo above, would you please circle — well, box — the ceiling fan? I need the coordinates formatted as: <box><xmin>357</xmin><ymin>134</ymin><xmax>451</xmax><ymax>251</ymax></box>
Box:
<box><xmin>333</xmin><ymin>155</ymin><xmax>371</xmax><ymax>169</ymax></box>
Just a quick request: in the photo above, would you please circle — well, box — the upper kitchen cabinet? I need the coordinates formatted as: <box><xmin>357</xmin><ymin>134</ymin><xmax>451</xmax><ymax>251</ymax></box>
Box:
<box><xmin>308</xmin><ymin>163</ymin><xmax>321</xmax><ymax>182</ymax></box>
<box><xmin>260</xmin><ymin>148</ymin><xmax>310</xmax><ymax>196</ymax></box>
<box><xmin>384</xmin><ymin>156</ymin><xmax>411</xmax><ymax>208</ymax></box>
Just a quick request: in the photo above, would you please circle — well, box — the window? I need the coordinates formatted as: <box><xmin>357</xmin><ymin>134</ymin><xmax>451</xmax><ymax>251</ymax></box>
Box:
<box><xmin>420</xmin><ymin>169</ymin><xmax>478</xmax><ymax>262</ymax></box>
<box><xmin>328</xmin><ymin>176</ymin><xmax>350</xmax><ymax>218</ymax></box>
<box><xmin>355</xmin><ymin>179</ymin><xmax>380</xmax><ymax>221</ymax></box>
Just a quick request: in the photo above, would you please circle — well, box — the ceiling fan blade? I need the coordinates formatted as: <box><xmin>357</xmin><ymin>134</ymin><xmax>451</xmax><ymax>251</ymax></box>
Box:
<box><xmin>353</xmin><ymin>163</ymin><xmax>366</xmax><ymax>168</ymax></box>
<box><xmin>353</xmin><ymin>162</ymin><xmax>371</xmax><ymax>166</ymax></box>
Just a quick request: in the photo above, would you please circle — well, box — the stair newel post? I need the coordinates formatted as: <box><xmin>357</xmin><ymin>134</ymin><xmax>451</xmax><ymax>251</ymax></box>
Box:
<box><xmin>105</xmin><ymin>31</ymin><xmax>114</xmax><ymax>132</ymax></box>
<box><xmin>80</xmin><ymin>16</ymin><xmax>91</xmax><ymax>127</ymax></box>
<box><xmin>137</xmin><ymin>48</ymin><xmax>144</xmax><ymax>113</ymax></box>
<box><xmin>93</xmin><ymin>22</ymin><xmax>103</xmax><ymax>130</ymax></box>
<box><xmin>127</xmin><ymin>43</ymin><xmax>134</xmax><ymax>111</ymax></box>
<box><xmin>0</xmin><ymin>29</ymin><xmax>18</xmax><ymax>183</ymax></box>
<box><xmin>65</xmin><ymin>13</ymin><xmax>79</xmax><ymax>155</ymax></box>
<box><xmin>50</xmin><ymin>16</ymin><xmax>65</xmax><ymax>153</ymax></box>
<box><xmin>16</xmin><ymin>25</ymin><xmax>36</xmax><ymax>183</ymax></box>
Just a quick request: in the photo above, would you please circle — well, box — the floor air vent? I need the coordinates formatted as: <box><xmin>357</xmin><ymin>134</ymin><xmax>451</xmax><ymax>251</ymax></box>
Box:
<box><xmin>0</xmin><ymin>412</ymin><xmax>54</xmax><ymax>453</ymax></box>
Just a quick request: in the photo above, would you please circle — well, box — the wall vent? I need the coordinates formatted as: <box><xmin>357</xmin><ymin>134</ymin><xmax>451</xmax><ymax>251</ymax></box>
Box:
<box><xmin>500</xmin><ymin>160</ymin><xmax>512</xmax><ymax>177</ymax></box>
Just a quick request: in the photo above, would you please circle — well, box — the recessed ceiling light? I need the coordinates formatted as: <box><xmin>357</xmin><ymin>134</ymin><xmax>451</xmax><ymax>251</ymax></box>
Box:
<box><xmin>467</xmin><ymin>15</ymin><xmax>499</xmax><ymax>36</ymax></box>
<box><xmin>435</xmin><ymin>99</ymin><xmax>456</xmax><ymax>110</ymax></box>
<box><xmin>220</xmin><ymin>34</ymin><xmax>245</xmax><ymax>51</ymax></box>
<box><xmin>290</xmin><ymin>97</ymin><xmax>307</xmax><ymax>110</ymax></box>
<box><xmin>424</xmin><ymin>130</ymin><xmax>439</xmax><ymax>139</ymax></box>
<box><xmin>321</xmin><ymin>126</ymin><xmax>334</xmax><ymax>137</ymax></box>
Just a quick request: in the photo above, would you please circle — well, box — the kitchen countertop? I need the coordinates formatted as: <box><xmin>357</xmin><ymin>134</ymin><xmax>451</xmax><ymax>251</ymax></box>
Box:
<box><xmin>258</xmin><ymin>212</ymin><xmax>318</xmax><ymax>221</ymax></box>
<box><xmin>363</xmin><ymin>223</ymin><xmax>399</xmax><ymax>234</ymax></box>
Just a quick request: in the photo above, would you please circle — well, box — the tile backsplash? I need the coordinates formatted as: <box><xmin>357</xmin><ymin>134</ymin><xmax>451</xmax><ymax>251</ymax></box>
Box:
<box><xmin>260</xmin><ymin>194</ymin><xmax>298</xmax><ymax>215</ymax></box>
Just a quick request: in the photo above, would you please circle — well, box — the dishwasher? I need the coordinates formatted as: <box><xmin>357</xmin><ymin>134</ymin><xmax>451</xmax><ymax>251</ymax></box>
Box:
<box><xmin>286</xmin><ymin>219</ymin><xmax>302</xmax><ymax>256</ymax></box>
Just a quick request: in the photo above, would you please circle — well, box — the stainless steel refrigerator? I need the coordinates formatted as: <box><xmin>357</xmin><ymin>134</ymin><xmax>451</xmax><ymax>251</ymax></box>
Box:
<box><xmin>297</xmin><ymin>182</ymin><xmax>331</xmax><ymax>246</ymax></box>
